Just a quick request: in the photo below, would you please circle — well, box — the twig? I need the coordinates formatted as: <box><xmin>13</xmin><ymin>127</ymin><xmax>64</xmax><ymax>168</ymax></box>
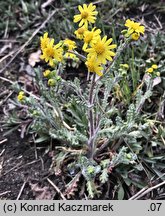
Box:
<box><xmin>0</xmin><ymin>39</ymin><xmax>17</xmax><ymax>43</ymax></box>
<box><xmin>129</xmin><ymin>180</ymin><xmax>165</xmax><ymax>200</ymax></box>
<box><xmin>0</xmin><ymin>191</ymin><xmax>11</xmax><ymax>197</ymax></box>
<box><xmin>0</xmin><ymin>50</ymin><xmax>15</xmax><ymax>64</ymax></box>
<box><xmin>0</xmin><ymin>149</ymin><xmax>5</xmax><ymax>157</ymax></box>
<box><xmin>15</xmin><ymin>159</ymin><xmax>40</xmax><ymax>171</ymax></box>
<box><xmin>47</xmin><ymin>178</ymin><xmax>66</xmax><ymax>200</ymax></box>
<box><xmin>41</xmin><ymin>0</ymin><xmax>55</xmax><ymax>9</ymax></box>
<box><xmin>93</xmin><ymin>0</ymin><xmax>106</xmax><ymax>4</ymax></box>
<box><xmin>2</xmin><ymin>161</ymin><xmax>23</xmax><ymax>177</ymax></box>
<box><xmin>16</xmin><ymin>181</ymin><xmax>26</xmax><ymax>200</ymax></box>
<box><xmin>0</xmin><ymin>89</ymin><xmax>9</xmax><ymax>98</ymax></box>
<box><xmin>129</xmin><ymin>187</ymin><xmax>147</xmax><ymax>200</ymax></box>
<box><xmin>154</xmin><ymin>15</ymin><xmax>162</xmax><ymax>29</ymax></box>
<box><xmin>39</xmin><ymin>156</ymin><xmax>44</xmax><ymax>171</ymax></box>
<box><xmin>0</xmin><ymin>139</ymin><xmax>7</xmax><ymax>145</ymax></box>
<box><xmin>0</xmin><ymin>90</ymin><xmax>14</xmax><ymax>107</ymax></box>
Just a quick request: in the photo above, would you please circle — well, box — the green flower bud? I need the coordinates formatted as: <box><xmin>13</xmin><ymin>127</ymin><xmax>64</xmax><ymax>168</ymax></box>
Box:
<box><xmin>87</xmin><ymin>166</ymin><xmax>95</xmax><ymax>174</ymax></box>
<box><xmin>48</xmin><ymin>79</ymin><xmax>56</xmax><ymax>86</ymax></box>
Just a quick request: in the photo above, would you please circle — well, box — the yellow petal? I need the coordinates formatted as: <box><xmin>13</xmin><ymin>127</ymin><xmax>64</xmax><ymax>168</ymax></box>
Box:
<box><xmin>78</xmin><ymin>5</ymin><xmax>83</xmax><ymax>12</ymax></box>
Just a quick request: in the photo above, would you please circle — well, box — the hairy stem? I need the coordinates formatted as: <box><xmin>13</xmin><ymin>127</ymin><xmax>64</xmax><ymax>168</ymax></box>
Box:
<box><xmin>87</xmin><ymin>74</ymin><xmax>96</xmax><ymax>159</ymax></box>
<box><xmin>67</xmin><ymin>50</ymin><xmax>86</xmax><ymax>62</ymax></box>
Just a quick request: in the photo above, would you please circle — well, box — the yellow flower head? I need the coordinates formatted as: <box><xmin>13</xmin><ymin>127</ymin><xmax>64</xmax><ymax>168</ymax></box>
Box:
<box><xmin>43</xmin><ymin>69</ymin><xmax>51</xmax><ymax>77</ymax></box>
<box><xmin>74</xmin><ymin>26</ymin><xmax>87</xmax><ymax>39</ymax></box>
<box><xmin>17</xmin><ymin>91</ymin><xmax>25</xmax><ymax>102</ymax></box>
<box><xmin>83</xmin><ymin>27</ymin><xmax>101</xmax><ymax>51</ymax></box>
<box><xmin>63</xmin><ymin>39</ymin><xmax>77</xmax><ymax>51</ymax></box>
<box><xmin>125</xmin><ymin>19</ymin><xmax>145</xmax><ymax>37</ymax></box>
<box><xmin>48</xmin><ymin>79</ymin><xmax>56</xmax><ymax>86</ymax></box>
<box><xmin>85</xmin><ymin>56</ymin><xmax>103</xmax><ymax>76</ymax></box>
<box><xmin>152</xmin><ymin>64</ymin><xmax>158</xmax><ymax>69</ymax></box>
<box><xmin>40</xmin><ymin>32</ymin><xmax>50</xmax><ymax>51</ymax></box>
<box><xmin>40</xmin><ymin>39</ymin><xmax>63</xmax><ymax>66</ymax></box>
<box><xmin>146</xmin><ymin>67</ymin><xmax>153</xmax><ymax>73</ymax></box>
<box><xmin>63</xmin><ymin>39</ymin><xmax>77</xmax><ymax>59</ymax></box>
<box><xmin>64</xmin><ymin>52</ymin><xmax>78</xmax><ymax>60</ymax></box>
<box><xmin>131</xmin><ymin>33</ymin><xmax>140</xmax><ymax>40</ymax></box>
<box><xmin>120</xmin><ymin>64</ymin><xmax>129</xmax><ymax>70</ymax></box>
<box><xmin>74</xmin><ymin>3</ymin><xmax>98</xmax><ymax>28</ymax></box>
<box><xmin>86</xmin><ymin>36</ymin><xmax>117</xmax><ymax>64</ymax></box>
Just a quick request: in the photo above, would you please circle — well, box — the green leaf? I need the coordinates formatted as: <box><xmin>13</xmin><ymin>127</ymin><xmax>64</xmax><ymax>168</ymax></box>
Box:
<box><xmin>117</xmin><ymin>184</ymin><xmax>125</xmax><ymax>200</ymax></box>
<box><xmin>100</xmin><ymin>168</ymin><xmax>109</xmax><ymax>184</ymax></box>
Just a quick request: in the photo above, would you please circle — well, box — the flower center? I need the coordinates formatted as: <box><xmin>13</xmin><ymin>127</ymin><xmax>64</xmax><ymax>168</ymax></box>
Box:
<box><xmin>46</xmin><ymin>48</ymin><xmax>55</xmax><ymax>58</ymax></box>
<box><xmin>95</xmin><ymin>42</ymin><xmax>105</xmax><ymax>54</ymax></box>
<box><xmin>84</xmin><ymin>32</ymin><xmax>93</xmax><ymax>43</ymax></box>
<box><xmin>77</xmin><ymin>27</ymin><xmax>85</xmax><ymax>34</ymax></box>
<box><xmin>132</xmin><ymin>23</ymin><xmax>139</xmax><ymax>31</ymax></box>
<box><xmin>81</xmin><ymin>11</ymin><xmax>88</xmax><ymax>19</ymax></box>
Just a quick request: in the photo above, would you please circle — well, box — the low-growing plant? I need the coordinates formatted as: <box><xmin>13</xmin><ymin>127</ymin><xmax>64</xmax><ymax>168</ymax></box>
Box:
<box><xmin>5</xmin><ymin>3</ymin><xmax>164</xmax><ymax>199</ymax></box>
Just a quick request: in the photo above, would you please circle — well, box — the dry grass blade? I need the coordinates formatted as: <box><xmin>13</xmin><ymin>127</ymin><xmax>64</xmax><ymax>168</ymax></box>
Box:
<box><xmin>16</xmin><ymin>181</ymin><xmax>26</xmax><ymax>200</ymax></box>
<box><xmin>0</xmin><ymin>139</ymin><xmax>7</xmax><ymax>145</ymax></box>
<box><xmin>129</xmin><ymin>181</ymin><xmax>165</xmax><ymax>200</ymax></box>
<box><xmin>47</xmin><ymin>178</ymin><xmax>66</xmax><ymax>200</ymax></box>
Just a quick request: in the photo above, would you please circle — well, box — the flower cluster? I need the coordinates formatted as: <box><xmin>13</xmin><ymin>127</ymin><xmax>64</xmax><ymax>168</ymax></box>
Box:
<box><xmin>40</xmin><ymin>33</ymin><xmax>63</xmax><ymax>67</ymax></box>
<box><xmin>62</xmin><ymin>38</ymin><xmax>78</xmax><ymax>60</ymax></box>
<box><xmin>42</xmin><ymin>69</ymin><xmax>61</xmax><ymax>86</ymax></box>
<box><xmin>74</xmin><ymin>3</ymin><xmax>117</xmax><ymax>76</ymax></box>
<box><xmin>39</xmin><ymin>4</ymin><xmax>145</xmax><ymax>78</ymax></box>
<box><xmin>123</xmin><ymin>19</ymin><xmax>145</xmax><ymax>40</ymax></box>
<box><xmin>146</xmin><ymin>64</ymin><xmax>160</xmax><ymax>77</ymax></box>
<box><xmin>17</xmin><ymin>91</ymin><xmax>25</xmax><ymax>102</ymax></box>
<box><xmin>40</xmin><ymin>32</ymin><xmax>79</xmax><ymax>69</ymax></box>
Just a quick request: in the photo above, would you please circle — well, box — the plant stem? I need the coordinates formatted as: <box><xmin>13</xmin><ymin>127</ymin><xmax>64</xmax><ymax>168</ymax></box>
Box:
<box><xmin>87</xmin><ymin>73</ymin><xmax>96</xmax><ymax>159</ymax></box>
<box><xmin>87</xmin><ymin>38</ymin><xmax>131</xmax><ymax>158</ymax></box>
<box><xmin>67</xmin><ymin>50</ymin><xmax>86</xmax><ymax>61</ymax></box>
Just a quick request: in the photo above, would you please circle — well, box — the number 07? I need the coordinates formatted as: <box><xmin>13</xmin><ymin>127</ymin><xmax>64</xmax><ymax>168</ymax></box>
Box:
<box><xmin>150</xmin><ymin>203</ymin><xmax>162</xmax><ymax>211</ymax></box>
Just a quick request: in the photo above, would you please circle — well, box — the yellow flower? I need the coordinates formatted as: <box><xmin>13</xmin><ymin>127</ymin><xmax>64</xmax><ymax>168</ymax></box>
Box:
<box><xmin>125</xmin><ymin>19</ymin><xmax>145</xmax><ymax>37</ymax></box>
<box><xmin>131</xmin><ymin>33</ymin><xmax>140</xmax><ymax>40</ymax></box>
<box><xmin>74</xmin><ymin>26</ymin><xmax>87</xmax><ymax>39</ymax></box>
<box><xmin>152</xmin><ymin>64</ymin><xmax>158</xmax><ymax>69</ymax></box>
<box><xmin>85</xmin><ymin>56</ymin><xmax>103</xmax><ymax>76</ymax></box>
<box><xmin>48</xmin><ymin>79</ymin><xmax>56</xmax><ymax>86</ymax></box>
<box><xmin>63</xmin><ymin>39</ymin><xmax>77</xmax><ymax>50</ymax></box>
<box><xmin>73</xmin><ymin>3</ymin><xmax>98</xmax><ymax>28</ymax></box>
<box><xmin>17</xmin><ymin>91</ymin><xmax>25</xmax><ymax>102</ymax></box>
<box><xmin>65</xmin><ymin>52</ymin><xmax>78</xmax><ymax>59</ymax></box>
<box><xmin>83</xmin><ymin>27</ymin><xmax>101</xmax><ymax>50</ymax></box>
<box><xmin>43</xmin><ymin>69</ymin><xmax>51</xmax><ymax>77</ymax></box>
<box><xmin>63</xmin><ymin>39</ymin><xmax>77</xmax><ymax>59</ymax></box>
<box><xmin>120</xmin><ymin>64</ymin><xmax>129</xmax><ymax>69</ymax></box>
<box><xmin>40</xmin><ymin>32</ymin><xmax>50</xmax><ymax>51</ymax></box>
<box><xmin>40</xmin><ymin>39</ymin><xmax>63</xmax><ymax>66</ymax></box>
<box><xmin>146</xmin><ymin>67</ymin><xmax>153</xmax><ymax>73</ymax></box>
<box><xmin>86</xmin><ymin>36</ymin><xmax>117</xmax><ymax>64</ymax></box>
